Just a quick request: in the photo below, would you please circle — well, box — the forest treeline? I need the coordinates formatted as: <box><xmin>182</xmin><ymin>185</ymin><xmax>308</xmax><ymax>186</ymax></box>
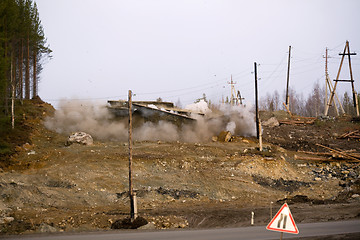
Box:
<box><xmin>260</xmin><ymin>82</ymin><xmax>360</xmax><ymax>117</ymax></box>
<box><xmin>0</xmin><ymin>0</ymin><xmax>51</xmax><ymax>116</ymax></box>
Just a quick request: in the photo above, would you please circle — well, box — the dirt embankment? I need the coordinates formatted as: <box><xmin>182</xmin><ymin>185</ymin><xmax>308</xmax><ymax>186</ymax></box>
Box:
<box><xmin>0</xmin><ymin>104</ymin><xmax>359</xmax><ymax>235</ymax></box>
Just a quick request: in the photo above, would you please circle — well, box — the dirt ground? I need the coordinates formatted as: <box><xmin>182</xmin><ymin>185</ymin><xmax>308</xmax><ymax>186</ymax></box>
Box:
<box><xmin>0</xmin><ymin>104</ymin><xmax>359</xmax><ymax>235</ymax></box>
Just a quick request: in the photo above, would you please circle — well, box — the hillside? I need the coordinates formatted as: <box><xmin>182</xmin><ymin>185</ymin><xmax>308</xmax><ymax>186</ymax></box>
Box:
<box><xmin>0</xmin><ymin>100</ymin><xmax>359</xmax><ymax>235</ymax></box>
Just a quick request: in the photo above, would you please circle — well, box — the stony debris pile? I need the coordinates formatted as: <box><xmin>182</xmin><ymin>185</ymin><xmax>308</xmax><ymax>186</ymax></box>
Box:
<box><xmin>156</xmin><ymin>187</ymin><xmax>200</xmax><ymax>200</ymax></box>
<box><xmin>0</xmin><ymin>208</ymin><xmax>14</xmax><ymax>225</ymax></box>
<box><xmin>252</xmin><ymin>175</ymin><xmax>310</xmax><ymax>193</ymax></box>
<box><xmin>308</xmin><ymin>163</ymin><xmax>360</xmax><ymax>198</ymax></box>
<box><xmin>145</xmin><ymin>215</ymin><xmax>189</xmax><ymax>229</ymax></box>
<box><xmin>309</xmin><ymin>163</ymin><xmax>359</xmax><ymax>182</ymax></box>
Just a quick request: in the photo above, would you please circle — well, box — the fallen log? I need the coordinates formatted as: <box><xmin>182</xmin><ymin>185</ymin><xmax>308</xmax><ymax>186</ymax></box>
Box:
<box><xmin>297</xmin><ymin>150</ymin><xmax>347</xmax><ymax>159</ymax></box>
<box><xmin>315</xmin><ymin>144</ymin><xmax>360</xmax><ymax>162</ymax></box>
<box><xmin>297</xmin><ymin>151</ymin><xmax>333</xmax><ymax>156</ymax></box>
<box><xmin>334</xmin><ymin>147</ymin><xmax>360</xmax><ymax>159</ymax></box>
<box><xmin>279</xmin><ymin>119</ymin><xmax>315</xmax><ymax>125</ymax></box>
<box><xmin>294</xmin><ymin>155</ymin><xmax>334</xmax><ymax>161</ymax></box>
<box><xmin>339</xmin><ymin>130</ymin><xmax>360</xmax><ymax>139</ymax></box>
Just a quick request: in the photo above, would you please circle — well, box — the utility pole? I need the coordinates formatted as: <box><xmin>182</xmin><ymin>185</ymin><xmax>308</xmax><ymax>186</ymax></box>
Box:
<box><xmin>128</xmin><ymin>90</ymin><xmax>135</xmax><ymax>221</ymax></box>
<box><xmin>346</xmin><ymin>43</ymin><xmax>359</xmax><ymax>116</ymax></box>
<box><xmin>237</xmin><ymin>90</ymin><xmax>244</xmax><ymax>105</ymax></box>
<box><xmin>228</xmin><ymin>75</ymin><xmax>237</xmax><ymax>105</ymax></box>
<box><xmin>325</xmin><ymin>41</ymin><xmax>358</xmax><ymax>116</ymax></box>
<box><xmin>254</xmin><ymin>62</ymin><xmax>260</xmax><ymax>139</ymax></box>
<box><xmin>325</xmin><ymin>47</ymin><xmax>329</xmax><ymax>108</ymax></box>
<box><xmin>285</xmin><ymin>46</ymin><xmax>291</xmax><ymax>110</ymax></box>
<box><xmin>324</xmin><ymin>48</ymin><xmax>343</xmax><ymax>116</ymax></box>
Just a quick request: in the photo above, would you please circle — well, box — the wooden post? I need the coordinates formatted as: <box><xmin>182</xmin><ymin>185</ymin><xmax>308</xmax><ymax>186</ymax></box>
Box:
<box><xmin>355</xmin><ymin>92</ymin><xmax>359</xmax><ymax>116</ymax></box>
<box><xmin>282</xmin><ymin>102</ymin><xmax>292</xmax><ymax>117</ymax></box>
<box><xmin>259</xmin><ymin>120</ymin><xmax>263</xmax><ymax>151</ymax></box>
<box><xmin>347</xmin><ymin>41</ymin><xmax>355</xmax><ymax>107</ymax></box>
<box><xmin>325</xmin><ymin>41</ymin><xmax>357</xmax><ymax>116</ymax></box>
<box><xmin>325</xmin><ymin>43</ymin><xmax>346</xmax><ymax>116</ymax></box>
<box><xmin>128</xmin><ymin>90</ymin><xmax>135</xmax><ymax>220</ymax></box>
<box><xmin>346</xmin><ymin>41</ymin><xmax>359</xmax><ymax>116</ymax></box>
<box><xmin>285</xmin><ymin>46</ymin><xmax>291</xmax><ymax>109</ymax></box>
<box><xmin>280</xmin><ymin>232</ymin><xmax>284</xmax><ymax>240</ymax></box>
<box><xmin>133</xmin><ymin>192</ymin><xmax>138</xmax><ymax>219</ymax></box>
<box><xmin>325</xmin><ymin>76</ymin><xmax>339</xmax><ymax>116</ymax></box>
<box><xmin>254</xmin><ymin>62</ymin><xmax>259</xmax><ymax>139</ymax></box>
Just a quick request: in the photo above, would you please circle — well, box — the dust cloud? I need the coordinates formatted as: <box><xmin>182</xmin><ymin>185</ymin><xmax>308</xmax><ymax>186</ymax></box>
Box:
<box><xmin>45</xmin><ymin>99</ymin><xmax>256</xmax><ymax>142</ymax></box>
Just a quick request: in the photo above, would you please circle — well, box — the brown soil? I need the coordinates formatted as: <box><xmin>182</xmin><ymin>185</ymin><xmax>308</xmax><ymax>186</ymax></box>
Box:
<box><xmin>0</xmin><ymin>105</ymin><xmax>359</xmax><ymax>235</ymax></box>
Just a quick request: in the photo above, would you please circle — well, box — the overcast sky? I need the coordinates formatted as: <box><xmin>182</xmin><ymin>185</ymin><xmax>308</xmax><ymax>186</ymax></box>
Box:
<box><xmin>36</xmin><ymin>0</ymin><xmax>360</xmax><ymax>108</ymax></box>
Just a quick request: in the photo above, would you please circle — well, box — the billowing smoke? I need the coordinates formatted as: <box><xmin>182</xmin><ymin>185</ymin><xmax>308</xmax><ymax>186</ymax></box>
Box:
<box><xmin>185</xmin><ymin>99</ymin><xmax>212</xmax><ymax>115</ymax></box>
<box><xmin>45</xmin><ymin>99</ymin><xmax>256</xmax><ymax>142</ymax></box>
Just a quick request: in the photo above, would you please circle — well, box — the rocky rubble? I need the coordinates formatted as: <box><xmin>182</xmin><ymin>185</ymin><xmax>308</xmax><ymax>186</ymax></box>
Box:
<box><xmin>66</xmin><ymin>132</ymin><xmax>93</xmax><ymax>146</ymax></box>
<box><xmin>308</xmin><ymin>163</ymin><xmax>359</xmax><ymax>182</ymax></box>
<box><xmin>144</xmin><ymin>215</ymin><xmax>189</xmax><ymax>229</ymax></box>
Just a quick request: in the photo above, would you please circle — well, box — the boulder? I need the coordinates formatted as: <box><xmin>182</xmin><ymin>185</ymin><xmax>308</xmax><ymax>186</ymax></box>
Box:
<box><xmin>66</xmin><ymin>132</ymin><xmax>93</xmax><ymax>146</ymax></box>
<box><xmin>218</xmin><ymin>131</ymin><xmax>232</xmax><ymax>142</ymax></box>
<box><xmin>38</xmin><ymin>223</ymin><xmax>58</xmax><ymax>233</ymax></box>
<box><xmin>0</xmin><ymin>216</ymin><xmax>14</xmax><ymax>224</ymax></box>
<box><xmin>138</xmin><ymin>222</ymin><xmax>156</xmax><ymax>230</ymax></box>
<box><xmin>262</xmin><ymin>117</ymin><xmax>280</xmax><ymax>127</ymax></box>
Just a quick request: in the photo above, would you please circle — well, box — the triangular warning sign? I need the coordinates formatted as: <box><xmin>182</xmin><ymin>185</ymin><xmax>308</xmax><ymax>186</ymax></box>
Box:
<box><xmin>266</xmin><ymin>203</ymin><xmax>299</xmax><ymax>234</ymax></box>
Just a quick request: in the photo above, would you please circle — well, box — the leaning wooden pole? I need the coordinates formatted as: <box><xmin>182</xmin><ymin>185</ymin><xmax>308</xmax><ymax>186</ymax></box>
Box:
<box><xmin>128</xmin><ymin>90</ymin><xmax>135</xmax><ymax>220</ymax></box>
<box><xmin>285</xmin><ymin>46</ymin><xmax>291</xmax><ymax>109</ymax></box>
<box><xmin>325</xmin><ymin>77</ymin><xmax>339</xmax><ymax>116</ymax></box>
<box><xmin>325</xmin><ymin>43</ymin><xmax>346</xmax><ymax>116</ymax></box>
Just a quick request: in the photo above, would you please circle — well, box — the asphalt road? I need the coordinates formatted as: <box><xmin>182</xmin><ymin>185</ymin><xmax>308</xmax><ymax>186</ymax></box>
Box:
<box><xmin>3</xmin><ymin>220</ymin><xmax>360</xmax><ymax>240</ymax></box>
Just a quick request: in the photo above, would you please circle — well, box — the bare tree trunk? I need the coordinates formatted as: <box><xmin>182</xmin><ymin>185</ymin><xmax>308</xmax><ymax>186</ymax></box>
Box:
<box><xmin>32</xmin><ymin>51</ymin><xmax>37</xmax><ymax>98</ymax></box>
<box><xmin>19</xmin><ymin>39</ymin><xmax>23</xmax><ymax>100</ymax></box>
<box><xmin>11</xmin><ymin>52</ymin><xmax>15</xmax><ymax>129</ymax></box>
<box><xmin>4</xmin><ymin>19</ymin><xmax>9</xmax><ymax>115</ymax></box>
<box><xmin>25</xmin><ymin>34</ymin><xmax>30</xmax><ymax>99</ymax></box>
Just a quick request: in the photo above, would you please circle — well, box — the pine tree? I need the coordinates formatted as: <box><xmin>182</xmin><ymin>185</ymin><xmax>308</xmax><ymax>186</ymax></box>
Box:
<box><xmin>0</xmin><ymin>0</ymin><xmax>51</xmax><ymax>117</ymax></box>
<box><xmin>24</xmin><ymin>0</ymin><xmax>31</xmax><ymax>99</ymax></box>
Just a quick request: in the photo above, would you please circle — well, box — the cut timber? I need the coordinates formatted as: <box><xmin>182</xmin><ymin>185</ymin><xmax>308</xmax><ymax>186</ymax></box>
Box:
<box><xmin>316</xmin><ymin>144</ymin><xmax>360</xmax><ymax>162</ymax></box>
<box><xmin>279</xmin><ymin>119</ymin><xmax>315</xmax><ymax>125</ymax></box>
<box><xmin>297</xmin><ymin>151</ymin><xmax>343</xmax><ymax>159</ymax></box>
<box><xmin>339</xmin><ymin>130</ymin><xmax>360</xmax><ymax>139</ymax></box>
<box><xmin>297</xmin><ymin>151</ymin><xmax>336</xmax><ymax>156</ymax></box>
<box><xmin>294</xmin><ymin>155</ymin><xmax>334</xmax><ymax>162</ymax></box>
